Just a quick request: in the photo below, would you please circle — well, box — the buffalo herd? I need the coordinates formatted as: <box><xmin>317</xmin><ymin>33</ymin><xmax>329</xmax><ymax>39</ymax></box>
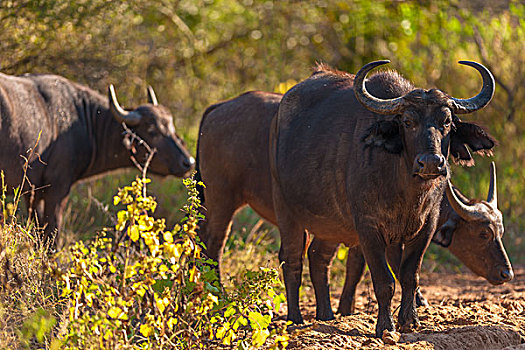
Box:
<box><xmin>0</xmin><ymin>60</ymin><xmax>513</xmax><ymax>336</ymax></box>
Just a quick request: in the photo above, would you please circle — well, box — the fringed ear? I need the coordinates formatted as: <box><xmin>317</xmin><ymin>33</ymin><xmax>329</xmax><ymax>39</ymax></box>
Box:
<box><xmin>361</xmin><ymin>119</ymin><xmax>403</xmax><ymax>154</ymax></box>
<box><xmin>432</xmin><ymin>218</ymin><xmax>457</xmax><ymax>247</ymax></box>
<box><xmin>450</xmin><ymin>119</ymin><xmax>497</xmax><ymax>167</ymax></box>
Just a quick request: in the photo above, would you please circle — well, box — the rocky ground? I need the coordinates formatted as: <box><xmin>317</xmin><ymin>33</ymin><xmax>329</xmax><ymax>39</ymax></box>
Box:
<box><xmin>282</xmin><ymin>266</ymin><xmax>525</xmax><ymax>349</ymax></box>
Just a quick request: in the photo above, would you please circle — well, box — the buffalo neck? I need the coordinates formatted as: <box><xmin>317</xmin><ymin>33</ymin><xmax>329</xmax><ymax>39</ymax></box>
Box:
<box><xmin>78</xmin><ymin>94</ymin><xmax>133</xmax><ymax>180</ymax></box>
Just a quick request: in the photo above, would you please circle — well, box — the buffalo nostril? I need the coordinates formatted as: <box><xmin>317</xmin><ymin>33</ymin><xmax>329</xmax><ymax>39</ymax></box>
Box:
<box><xmin>182</xmin><ymin>156</ymin><xmax>195</xmax><ymax>169</ymax></box>
<box><xmin>416</xmin><ymin>156</ymin><xmax>425</xmax><ymax>168</ymax></box>
<box><xmin>437</xmin><ymin>156</ymin><xmax>446</xmax><ymax>170</ymax></box>
<box><xmin>500</xmin><ymin>268</ymin><xmax>514</xmax><ymax>281</ymax></box>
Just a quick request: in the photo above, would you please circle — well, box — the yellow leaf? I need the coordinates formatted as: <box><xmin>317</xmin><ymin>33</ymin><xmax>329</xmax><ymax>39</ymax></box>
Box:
<box><xmin>163</xmin><ymin>231</ymin><xmax>173</xmax><ymax>243</ymax></box>
<box><xmin>107</xmin><ymin>306</ymin><xmax>122</xmax><ymax>319</ymax></box>
<box><xmin>128</xmin><ymin>225</ymin><xmax>139</xmax><ymax>242</ymax></box>
<box><xmin>140</xmin><ymin>324</ymin><xmax>154</xmax><ymax>337</ymax></box>
<box><xmin>189</xmin><ymin>265</ymin><xmax>197</xmax><ymax>282</ymax></box>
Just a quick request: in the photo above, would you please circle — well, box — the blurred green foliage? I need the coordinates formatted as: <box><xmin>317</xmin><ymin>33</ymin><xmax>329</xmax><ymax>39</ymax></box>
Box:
<box><xmin>0</xmin><ymin>0</ymin><xmax>523</xmax><ymax>266</ymax></box>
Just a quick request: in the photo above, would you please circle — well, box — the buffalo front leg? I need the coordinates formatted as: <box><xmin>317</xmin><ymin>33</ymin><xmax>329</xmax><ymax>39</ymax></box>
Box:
<box><xmin>41</xmin><ymin>189</ymin><xmax>70</xmax><ymax>249</ymax></box>
<box><xmin>274</xmin><ymin>204</ymin><xmax>307</xmax><ymax>324</ymax></box>
<box><xmin>397</xmin><ymin>223</ymin><xmax>434</xmax><ymax>332</ymax></box>
<box><xmin>386</xmin><ymin>243</ymin><xmax>428</xmax><ymax>307</ymax></box>
<box><xmin>337</xmin><ymin>246</ymin><xmax>366</xmax><ymax>315</ymax></box>
<box><xmin>308</xmin><ymin>238</ymin><xmax>338</xmax><ymax>321</ymax></box>
<box><xmin>358</xmin><ymin>228</ymin><xmax>395</xmax><ymax>337</ymax></box>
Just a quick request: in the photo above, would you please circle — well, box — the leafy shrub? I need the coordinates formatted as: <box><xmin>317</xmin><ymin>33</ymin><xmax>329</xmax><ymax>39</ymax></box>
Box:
<box><xmin>60</xmin><ymin>175</ymin><xmax>288</xmax><ymax>349</ymax></box>
<box><xmin>0</xmin><ymin>171</ymin><xmax>62</xmax><ymax>349</ymax></box>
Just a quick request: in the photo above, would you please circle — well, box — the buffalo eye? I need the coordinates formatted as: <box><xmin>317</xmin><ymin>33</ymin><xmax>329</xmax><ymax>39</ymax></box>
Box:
<box><xmin>147</xmin><ymin>124</ymin><xmax>157</xmax><ymax>136</ymax></box>
<box><xmin>403</xmin><ymin>119</ymin><xmax>415</xmax><ymax>129</ymax></box>
<box><xmin>479</xmin><ymin>231</ymin><xmax>492</xmax><ymax>240</ymax></box>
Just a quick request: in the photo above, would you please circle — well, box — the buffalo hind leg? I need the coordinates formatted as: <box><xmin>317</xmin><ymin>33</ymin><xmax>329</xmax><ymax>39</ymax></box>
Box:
<box><xmin>397</xmin><ymin>222</ymin><xmax>434</xmax><ymax>332</ymax></box>
<box><xmin>199</xmin><ymin>201</ymin><xmax>237</xmax><ymax>275</ymax></box>
<box><xmin>308</xmin><ymin>238</ymin><xmax>338</xmax><ymax>321</ymax></box>
<box><xmin>338</xmin><ymin>246</ymin><xmax>366</xmax><ymax>315</ymax></box>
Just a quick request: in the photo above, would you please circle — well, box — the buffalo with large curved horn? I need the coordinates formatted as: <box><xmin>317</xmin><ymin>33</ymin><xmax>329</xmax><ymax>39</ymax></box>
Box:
<box><xmin>108</xmin><ymin>84</ymin><xmax>142</xmax><ymax>126</ymax></box>
<box><xmin>446</xmin><ymin>162</ymin><xmax>498</xmax><ymax>221</ymax></box>
<box><xmin>354</xmin><ymin>60</ymin><xmax>495</xmax><ymax>115</ymax></box>
<box><xmin>147</xmin><ymin>85</ymin><xmax>158</xmax><ymax>106</ymax></box>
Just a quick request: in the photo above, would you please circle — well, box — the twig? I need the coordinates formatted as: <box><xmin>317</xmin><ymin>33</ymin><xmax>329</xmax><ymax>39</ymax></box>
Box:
<box><xmin>87</xmin><ymin>188</ymin><xmax>117</xmax><ymax>226</ymax></box>
<box><xmin>120</xmin><ymin>122</ymin><xmax>157</xmax><ymax>197</ymax></box>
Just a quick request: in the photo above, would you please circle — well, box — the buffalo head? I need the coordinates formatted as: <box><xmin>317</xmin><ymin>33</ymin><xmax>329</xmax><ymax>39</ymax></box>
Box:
<box><xmin>357</xmin><ymin>60</ymin><xmax>495</xmax><ymax>180</ymax></box>
<box><xmin>108</xmin><ymin>85</ymin><xmax>195</xmax><ymax>177</ymax></box>
<box><xmin>433</xmin><ymin>162</ymin><xmax>513</xmax><ymax>284</ymax></box>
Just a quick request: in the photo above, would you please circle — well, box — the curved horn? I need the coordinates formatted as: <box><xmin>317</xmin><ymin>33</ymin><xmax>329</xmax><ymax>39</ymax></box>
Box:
<box><xmin>446</xmin><ymin>179</ymin><xmax>481</xmax><ymax>221</ymax></box>
<box><xmin>487</xmin><ymin>161</ymin><xmax>497</xmax><ymax>207</ymax></box>
<box><xmin>108</xmin><ymin>84</ymin><xmax>141</xmax><ymax>126</ymax></box>
<box><xmin>449</xmin><ymin>61</ymin><xmax>495</xmax><ymax>114</ymax></box>
<box><xmin>147</xmin><ymin>85</ymin><xmax>158</xmax><ymax>106</ymax></box>
<box><xmin>353</xmin><ymin>60</ymin><xmax>407</xmax><ymax>115</ymax></box>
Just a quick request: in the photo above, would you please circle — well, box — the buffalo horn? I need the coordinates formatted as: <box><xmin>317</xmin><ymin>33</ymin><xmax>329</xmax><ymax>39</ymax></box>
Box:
<box><xmin>449</xmin><ymin>61</ymin><xmax>495</xmax><ymax>114</ymax></box>
<box><xmin>353</xmin><ymin>60</ymin><xmax>407</xmax><ymax>115</ymax></box>
<box><xmin>147</xmin><ymin>85</ymin><xmax>158</xmax><ymax>106</ymax></box>
<box><xmin>487</xmin><ymin>161</ymin><xmax>497</xmax><ymax>207</ymax></box>
<box><xmin>445</xmin><ymin>179</ymin><xmax>481</xmax><ymax>222</ymax></box>
<box><xmin>108</xmin><ymin>85</ymin><xmax>142</xmax><ymax>126</ymax></box>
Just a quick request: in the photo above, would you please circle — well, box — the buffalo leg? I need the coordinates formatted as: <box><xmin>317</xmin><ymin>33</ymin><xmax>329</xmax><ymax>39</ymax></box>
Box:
<box><xmin>389</xmin><ymin>241</ymin><xmax>429</xmax><ymax>308</ymax></box>
<box><xmin>358</xmin><ymin>227</ymin><xmax>396</xmax><ymax>337</ymax></box>
<box><xmin>397</xmin><ymin>222</ymin><xmax>434</xmax><ymax>332</ymax></box>
<box><xmin>274</xmin><ymin>196</ymin><xmax>307</xmax><ymax>324</ymax></box>
<box><xmin>33</xmin><ymin>187</ymin><xmax>70</xmax><ymax>249</ymax></box>
<box><xmin>308</xmin><ymin>238</ymin><xmax>338</xmax><ymax>321</ymax></box>
<box><xmin>198</xmin><ymin>201</ymin><xmax>238</xmax><ymax>274</ymax></box>
<box><xmin>338</xmin><ymin>246</ymin><xmax>366</xmax><ymax>315</ymax></box>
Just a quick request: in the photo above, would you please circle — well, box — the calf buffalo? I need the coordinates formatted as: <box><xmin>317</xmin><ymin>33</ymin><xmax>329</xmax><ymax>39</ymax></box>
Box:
<box><xmin>196</xmin><ymin>87</ymin><xmax>511</xmax><ymax>324</ymax></box>
<box><xmin>0</xmin><ymin>73</ymin><xmax>194</xmax><ymax>244</ymax></box>
<box><xmin>269</xmin><ymin>60</ymin><xmax>496</xmax><ymax>336</ymax></box>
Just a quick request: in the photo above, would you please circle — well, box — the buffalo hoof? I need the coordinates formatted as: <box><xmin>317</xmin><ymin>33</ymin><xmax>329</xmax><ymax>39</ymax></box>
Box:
<box><xmin>375</xmin><ymin>314</ymin><xmax>395</xmax><ymax>338</ymax></box>
<box><xmin>315</xmin><ymin>308</ymin><xmax>335</xmax><ymax>321</ymax></box>
<box><xmin>287</xmin><ymin>312</ymin><xmax>304</xmax><ymax>325</ymax></box>
<box><xmin>398</xmin><ymin>316</ymin><xmax>421</xmax><ymax>333</ymax></box>
<box><xmin>337</xmin><ymin>299</ymin><xmax>355</xmax><ymax>316</ymax></box>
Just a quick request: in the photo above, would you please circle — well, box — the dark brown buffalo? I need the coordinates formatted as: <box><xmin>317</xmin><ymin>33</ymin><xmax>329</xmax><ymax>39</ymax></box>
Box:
<box><xmin>196</xmin><ymin>91</ymin><xmax>282</xmax><ymax>266</ymax></box>
<box><xmin>0</xmin><ymin>73</ymin><xmax>194</xmax><ymax>244</ymax></box>
<box><xmin>338</xmin><ymin>162</ymin><xmax>513</xmax><ymax>315</ymax></box>
<box><xmin>269</xmin><ymin>60</ymin><xmax>496</xmax><ymax>336</ymax></box>
<box><xmin>196</xmin><ymin>89</ymin><xmax>512</xmax><ymax>324</ymax></box>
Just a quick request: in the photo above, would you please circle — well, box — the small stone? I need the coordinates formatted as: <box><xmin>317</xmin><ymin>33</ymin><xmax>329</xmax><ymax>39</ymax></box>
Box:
<box><xmin>382</xmin><ymin>329</ymin><xmax>401</xmax><ymax>345</ymax></box>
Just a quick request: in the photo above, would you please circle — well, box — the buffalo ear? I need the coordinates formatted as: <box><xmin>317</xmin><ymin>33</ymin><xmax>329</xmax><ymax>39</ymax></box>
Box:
<box><xmin>362</xmin><ymin>119</ymin><xmax>403</xmax><ymax>154</ymax></box>
<box><xmin>433</xmin><ymin>218</ymin><xmax>457</xmax><ymax>247</ymax></box>
<box><xmin>450</xmin><ymin>120</ymin><xmax>496</xmax><ymax>167</ymax></box>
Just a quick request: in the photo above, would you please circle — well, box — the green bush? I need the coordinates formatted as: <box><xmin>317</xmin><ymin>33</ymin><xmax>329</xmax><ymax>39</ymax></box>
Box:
<box><xmin>60</xmin><ymin>175</ymin><xmax>288</xmax><ymax>349</ymax></box>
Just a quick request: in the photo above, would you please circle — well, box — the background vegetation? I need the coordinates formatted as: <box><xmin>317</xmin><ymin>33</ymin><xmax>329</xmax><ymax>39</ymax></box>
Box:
<box><xmin>0</xmin><ymin>0</ymin><xmax>523</xmax><ymax>346</ymax></box>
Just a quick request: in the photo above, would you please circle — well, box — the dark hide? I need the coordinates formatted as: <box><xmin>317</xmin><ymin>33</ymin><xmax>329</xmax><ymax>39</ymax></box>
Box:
<box><xmin>0</xmin><ymin>73</ymin><xmax>194</xmax><ymax>245</ymax></box>
<box><xmin>269</xmin><ymin>67</ymin><xmax>496</xmax><ymax>336</ymax></box>
<box><xmin>196</xmin><ymin>91</ymin><xmax>282</xmax><ymax>266</ymax></box>
<box><xmin>196</xmin><ymin>86</ymin><xmax>509</xmax><ymax>332</ymax></box>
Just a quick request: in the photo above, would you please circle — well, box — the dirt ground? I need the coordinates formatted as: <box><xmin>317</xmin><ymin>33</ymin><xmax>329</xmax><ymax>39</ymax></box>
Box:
<box><xmin>281</xmin><ymin>266</ymin><xmax>525</xmax><ymax>349</ymax></box>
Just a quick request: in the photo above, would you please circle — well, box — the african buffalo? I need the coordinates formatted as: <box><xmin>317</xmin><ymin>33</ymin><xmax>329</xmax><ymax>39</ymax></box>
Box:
<box><xmin>196</xmin><ymin>87</ymin><xmax>512</xmax><ymax>324</ymax></box>
<box><xmin>0</xmin><ymin>73</ymin><xmax>194</xmax><ymax>244</ymax></box>
<box><xmin>269</xmin><ymin>60</ymin><xmax>496</xmax><ymax>336</ymax></box>
<box><xmin>338</xmin><ymin>162</ymin><xmax>513</xmax><ymax>315</ymax></box>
